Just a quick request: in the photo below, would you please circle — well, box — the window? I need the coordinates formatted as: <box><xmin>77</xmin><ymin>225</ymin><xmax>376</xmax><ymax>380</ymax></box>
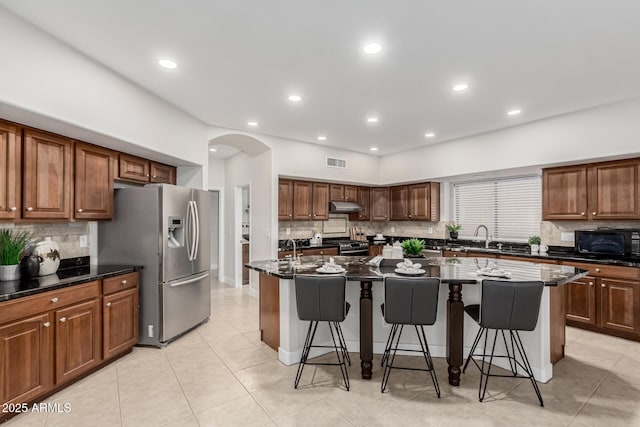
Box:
<box><xmin>453</xmin><ymin>176</ymin><xmax>541</xmax><ymax>242</ymax></box>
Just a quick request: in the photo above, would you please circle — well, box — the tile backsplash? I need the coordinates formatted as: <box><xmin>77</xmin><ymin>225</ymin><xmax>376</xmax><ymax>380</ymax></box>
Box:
<box><xmin>0</xmin><ymin>222</ymin><xmax>90</xmax><ymax>259</ymax></box>
<box><xmin>541</xmin><ymin>220</ymin><xmax>640</xmax><ymax>247</ymax></box>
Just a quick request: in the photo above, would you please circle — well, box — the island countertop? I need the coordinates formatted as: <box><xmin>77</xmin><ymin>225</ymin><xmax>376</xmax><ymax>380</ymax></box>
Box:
<box><xmin>246</xmin><ymin>255</ymin><xmax>587</xmax><ymax>285</ymax></box>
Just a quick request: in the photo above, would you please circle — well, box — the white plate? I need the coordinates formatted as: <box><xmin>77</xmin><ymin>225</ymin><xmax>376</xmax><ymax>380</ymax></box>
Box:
<box><xmin>395</xmin><ymin>268</ymin><xmax>426</xmax><ymax>276</ymax></box>
<box><xmin>476</xmin><ymin>270</ymin><xmax>512</xmax><ymax>278</ymax></box>
<box><xmin>316</xmin><ymin>267</ymin><xmax>345</xmax><ymax>274</ymax></box>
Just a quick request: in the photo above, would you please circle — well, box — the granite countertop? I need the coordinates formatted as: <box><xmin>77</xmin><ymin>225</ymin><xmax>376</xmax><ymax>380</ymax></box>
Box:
<box><xmin>246</xmin><ymin>256</ymin><xmax>587</xmax><ymax>286</ymax></box>
<box><xmin>277</xmin><ymin>242</ymin><xmax>341</xmax><ymax>252</ymax></box>
<box><xmin>0</xmin><ymin>265</ymin><xmax>143</xmax><ymax>302</ymax></box>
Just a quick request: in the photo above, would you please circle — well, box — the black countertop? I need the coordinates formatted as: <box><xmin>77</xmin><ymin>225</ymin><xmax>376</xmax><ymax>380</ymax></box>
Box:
<box><xmin>246</xmin><ymin>256</ymin><xmax>587</xmax><ymax>286</ymax></box>
<box><xmin>0</xmin><ymin>265</ymin><xmax>143</xmax><ymax>302</ymax></box>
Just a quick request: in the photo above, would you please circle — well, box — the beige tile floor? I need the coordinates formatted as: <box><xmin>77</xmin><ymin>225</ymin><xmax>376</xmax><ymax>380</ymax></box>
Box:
<box><xmin>6</xmin><ymin>276</ymin><xmax>640</xmax><ymax>427</ymax></box>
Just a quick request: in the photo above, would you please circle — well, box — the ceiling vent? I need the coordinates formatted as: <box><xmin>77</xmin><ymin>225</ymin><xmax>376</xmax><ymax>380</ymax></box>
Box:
<box><xmin>326</xmin><ymin>157</ymin><xmax>347</xmax><ymax>169</ymax></box>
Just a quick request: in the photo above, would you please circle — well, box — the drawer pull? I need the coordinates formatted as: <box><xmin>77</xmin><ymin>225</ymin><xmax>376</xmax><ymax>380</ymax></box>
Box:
<box><xmin>10</xmin><ymin>206</ymin><xmax>16</xmax><ymax>212</ymax></box>
<box><xmin>106</xmin><ymin>302</ymin><xmax>112</xmax><ymax>307</ymax></box>
<box><xmin>595</xmin><ymin>268</ymin><xmax>600</xmax><ymax>273</ymax></box>
<box><xmin>51</xmin><ymin>297</ymin><xmax>59</xmax><ymax>303</ymax></box>
<box><xmin>592</xmin><ymin>212</ymin><xmax>597</xmax><ymax>216</ymax></box>
<box><xmin>77</xmin><ymin>208</ymin><xmax>83</xmax><ymax>213</ymax></box>
<box><xmin>26</xmin><ymin>207</ymin><xmax>33</xmax><ymax>212</ymax></box>
<box><xmin>59</xmin><ymin>317</ymin><xmax>67</xmax><ymax>323</ymax></box>
<box><xmin>580</xmin><ymin>212</ymin><xmax>585</xmax><ymax>216</ymax></box>
<box><xmin>121</xmin><ymin>280</ymin><xmax>127</xmax><ymax>285</ymax></box>
<box><xmin>43</xmin><ymin>322</ymin><xmax>50</xmax><ymax>328</ymax></box>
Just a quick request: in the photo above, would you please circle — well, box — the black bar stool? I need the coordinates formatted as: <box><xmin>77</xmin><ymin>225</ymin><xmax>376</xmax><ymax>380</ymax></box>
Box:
<box><xmin>380</xmin><ymin>276</ymin><xmax>441</xmax><ymax>397</ymax></box>
<box><xmin>293</xmin><ymin>274</ymin><xmax>351</xmax><ymax>390</ymax></box>
<box><xmin>462</xmin><ymin>279</ymin><xmax>545</xmax><ymax>406</ymax></box>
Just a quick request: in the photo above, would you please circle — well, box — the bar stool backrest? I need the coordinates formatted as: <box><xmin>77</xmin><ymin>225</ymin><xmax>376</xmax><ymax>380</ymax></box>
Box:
<box><xmin>480</xmin><ymin>280</ymin><xmax>544</xmax><ymax>331</ymax></box>
<box><xmin>384</xmin><ymin>277</ymin><xmax>440</xmax><ymax>325</ymax></box>
<box><xmin>295</xmin><ymin>275</ymin><xmax>347</xmax><ymax>322</ymax></box>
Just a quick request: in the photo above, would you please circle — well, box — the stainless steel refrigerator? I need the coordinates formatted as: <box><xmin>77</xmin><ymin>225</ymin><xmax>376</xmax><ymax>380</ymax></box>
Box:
<box><xmin>98</xmin><ymin>184</ymin><xmax>211</xmax><ymax>347</ymax></box>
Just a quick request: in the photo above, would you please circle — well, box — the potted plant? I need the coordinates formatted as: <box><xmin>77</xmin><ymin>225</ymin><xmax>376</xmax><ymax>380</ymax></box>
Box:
<box><xmin>401</xmin><ymin>238</ymin><xmax>426</xmax><ymax>258</ymax></box>
<box><xmin>528</xmin><ymin>235</ymin><xmax>541</xmax><ymax>254</ymax></box>
<box><xmin>446</xmin><ymin>223</ymin><xmax>462</xmax><ymax>240</ymax></box>
<box><xmin>0</xmin><ymin>229</ymin><xmax>31</xmax><ymax>281</ymax></box>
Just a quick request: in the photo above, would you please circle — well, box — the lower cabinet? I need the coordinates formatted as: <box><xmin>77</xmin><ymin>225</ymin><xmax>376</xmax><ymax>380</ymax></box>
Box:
<box><xmin>259</xmin><ymin>273</ymin><xmax>280</xmax><ymax>351</ymax></box>
<box><xmin>0</xmin><ymin>272</ymin><xmax>139</xmax><ymax>413</ymax></box>
<box><xmin>566</xmin><ymin>277</ymin><xmax>596</xmax><ymax>325</ymax></box>
<box><xmin>0</xmin><ymin>314</ymin><xmax>53</xmax><ymax>406</ymax></box>
<box><xmin>599</xmin><ymin>278</ymin><xmax>640</xmax><ymax>335</ymax></box>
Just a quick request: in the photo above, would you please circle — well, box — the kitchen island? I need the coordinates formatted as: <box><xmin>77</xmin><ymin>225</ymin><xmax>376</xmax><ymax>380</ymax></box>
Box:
<box><xmin>247</xmin><ymin>256</ymin><xmax>587</xmax><ymax>385</ymax></box>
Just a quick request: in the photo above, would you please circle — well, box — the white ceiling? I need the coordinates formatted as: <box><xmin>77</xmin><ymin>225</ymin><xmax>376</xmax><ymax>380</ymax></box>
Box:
<box><xmin>3</xmin><ymin>0</ymin><xmax>640</xmax><ymax>156</ymax></box>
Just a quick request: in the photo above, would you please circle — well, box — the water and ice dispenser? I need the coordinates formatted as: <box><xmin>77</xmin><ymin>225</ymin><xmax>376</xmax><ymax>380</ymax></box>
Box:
<box><xmin>168</xmin><ymin>216</ymin><xmax>185</xmax><ymax>248</ymax></box>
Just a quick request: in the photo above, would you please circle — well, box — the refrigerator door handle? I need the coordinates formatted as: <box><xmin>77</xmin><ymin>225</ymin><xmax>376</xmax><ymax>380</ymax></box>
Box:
<box><xmin>189</xmin><ymin>201</ymin><xmax>197</xmax><ymax>261</ymax></box>
<box><xmin>193</xmin><ymin>200</ymin><xmax>200</xmax><ymax>261</ymax></box>
<box><xmin>185</xmin><ymin>201</ymin><xmax>193</xmax><ymax>261</ymax></box>
<box><xmin>168</xmin><ymin>272</ymin><xmax>210</xmax><ymax>288</ymax></box>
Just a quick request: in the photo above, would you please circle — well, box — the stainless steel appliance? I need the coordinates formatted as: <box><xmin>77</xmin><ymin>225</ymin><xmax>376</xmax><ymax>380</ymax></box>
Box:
<box><xmin>98</xmin><ymin>184</ymin><xmax>211</xmax><ymax>347</ymax></box>
<box><xmin>575</xmin><ymin>229</ymin><xmax>640</xmax><ymax>258</ymax></box>
<box><xmin>338</xmin><ymin>240</ymin><xmax>370</xmax><ymax>256</ymax></box>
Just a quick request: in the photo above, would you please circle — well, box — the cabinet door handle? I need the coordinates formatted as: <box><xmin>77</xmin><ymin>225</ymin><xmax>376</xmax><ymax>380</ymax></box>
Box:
<box><xmin>59</xmin><ymin>317</ymin><xmax>67</xmax><ymax>323</ymax></box>
<box><xmin>43</xmin><ymin>322</ymin><xmax>51</xmax><ymax>328</ymax></box>
<box><xmin>77</xmin><ymin>208</ymin><xmax>83</xmax><ymax>213</ymax></box>
<box><xmin>153</xmin><ymin>175</ymin><xmax>157</xmax><ymax>178</ymax></box>
<box><xmin>595</xmin><ymin>268</ymin><xmax>600</xmax><ymax>273</ymax></box>
<box><xmin>10</xmin><ymin>206</ymin><xmax>16</xmax><ymax>211</ymax></box>
<box><xmin>106</xmin><ymin>302</ymin><xmax>112</xmax><ymax>307</ymax></box>
<box><xmin>601</xmin><ymin>283</ymin><xmax>606</xmax><ymax>288</ymax></box>
<box><xmin>146</xmin><ymin>174</ymin><xmax>150</xmax><ymax>177</ymax></box>
<box><xmin>26</xmin><ymin>207</ymin><xmax>33</xmax><ymax>212</ymax></box>
<box><xmin>589</xmin><ymin>281</ymin><xmax>593</xmax><ymax>286</ymax></box>
<box><xmin>289</xmin><ymin>214</ymin><xmax>292</xmax><ymax>217</ymax></box>
<box><xmin>592</xmin><ymin>212</ymin><xmax>597</xmax><ymax>216</ymax></box>
<box><xmin>51</xmin><ymin>297</ymin><xmax>59</xmax><ymax>303</ymax></box>
<box><xmin>580</xmin><ymin>212</ymin><xmax>585</xmax><ymax>216</ymax></box>
<box><xmin>121</xmin><ymin>279</ymin><xmax>127</xmax><ymax>285</ymax></box>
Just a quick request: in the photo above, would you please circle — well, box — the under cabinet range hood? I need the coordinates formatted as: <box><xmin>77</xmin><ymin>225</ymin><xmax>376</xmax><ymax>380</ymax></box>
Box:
<box><xmin>329</xmin><ymin>201</ymin><xmax>364</xmax><ymax>213</ymax></box>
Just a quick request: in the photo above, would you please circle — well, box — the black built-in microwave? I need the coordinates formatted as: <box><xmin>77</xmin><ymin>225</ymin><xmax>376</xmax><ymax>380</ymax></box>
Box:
<box><xmin>574</xmin><ymin>229</ymin><xmax>640</xmax><ymax>258</ymax></box>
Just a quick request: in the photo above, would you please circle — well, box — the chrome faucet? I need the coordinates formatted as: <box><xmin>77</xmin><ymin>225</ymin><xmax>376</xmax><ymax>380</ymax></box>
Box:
<box><xmin>286</xmin><ymin>239</ymin><xmax>298</xmax><ymax>265</ymax></box>
<box><xmin>474</xmin><ymin>225</ymin><xmax>491</xmax><ymax>249</ymax></box>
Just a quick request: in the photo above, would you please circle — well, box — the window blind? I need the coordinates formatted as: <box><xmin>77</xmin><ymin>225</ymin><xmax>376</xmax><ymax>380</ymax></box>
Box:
<box><xmin>453</xmin><ymin>176</ymin><xmax>541</xmax><ymax>242</ymax></box>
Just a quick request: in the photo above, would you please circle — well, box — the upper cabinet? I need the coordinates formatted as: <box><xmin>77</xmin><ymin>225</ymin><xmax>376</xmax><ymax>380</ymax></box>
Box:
<box><xmin>370</xmin><ymin>187</ymin><xmax>389</xmax><ymax>221</ymax></box>
<box><xmin>330</xmin><ymin>184</ymin><xmax>357</xmax><ymax>202</ymax></box>
<box><xmin>292</xmin><ymin>181</ymin><xmax>313</xmax><ymax>220</ymax></box>
<box><xmin>543</xmin><ymin>159</ymin><xmax>639</xmax><ymax>220</ymax></box>
<box><xmin>389</xmin><ymin>182</ymin><xmax>440</xmax><ymax>221</ymax></box>
<box><xmin>75</xmin><ymin>143</ymin><xmax>114</xmax><ymax>220</ymax></box>
<box><xmin>0</xmin><ymin>121</ymin><xmax>21</xmax><ymax>220</ymax></box>
<box><xmin>278</xmin><ymin>179</ymin><xmax>294</xmax><ymax>220</ymax></box>
<box><xmin>349</xmin><ymin>186</ymin><xmax>371</xmax><ymax>221</ymax></box>
<box><xmin>23</xmin><ymin>130</ymin><xmax>73</xmax><ymax>220</ymax></box>
<box><xmin>118</xmin><ymin>154</ymin><xmax>176</xmax><ymax>185</ymax></box>
<box><xmin>390</xmin><ymin>185</ymin><xmax>409</xmax><ymax>220</ymax></box>
<box><xmin>312</xmin><ymin>183</ymin><xmax>330</xmax><ymax>220</ymax></box>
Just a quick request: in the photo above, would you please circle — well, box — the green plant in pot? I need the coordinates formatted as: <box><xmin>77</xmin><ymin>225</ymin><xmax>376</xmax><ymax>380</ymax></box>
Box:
<box><xmin>446</xmin><ymin>223</ymin><xmax>462</xmax><ymax>240</ymax></box>
<box><xmin>528</xmin><ymin>235</ymin><xmax>541</xmax><ymax>253</ymax></box>
<box><xmin>401</xmin><ymin>238</ymin><xmax>426</xmax><ymax>257</ymax></box>
<box><xmin>0</xmin><ymin>229</ymin><xmax>32</xmax><ymax>281</ymax></box>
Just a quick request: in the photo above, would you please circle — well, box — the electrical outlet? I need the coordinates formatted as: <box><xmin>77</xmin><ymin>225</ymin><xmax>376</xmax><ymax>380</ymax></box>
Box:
<box><xmin>561</xmin><ymin>232</ymin><xmax>574</xmax><ymax>242</ymax></box>
<box><xmin>391</xmin><ymin>226</ymin><xmax>395</xmax><ymax>233</ymax></box>
<box><xmin>79</xmin><ymin>235</ymin><xmax>88</xmax><ymax>248</ymax></box>
<box><xmin>428</xmin><ymin>227</ymin><xmax>433</xmax><ymax>234</ymax></box>
<box><xmin>285</xmin><ymin>228</ymin><xmax>291</xmax><ymax>235</ymax></box>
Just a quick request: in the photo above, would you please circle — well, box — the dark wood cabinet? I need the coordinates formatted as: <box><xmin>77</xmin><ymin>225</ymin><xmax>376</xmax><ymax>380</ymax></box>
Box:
<box><xmin>293</xmin><ymin>181</ymin><xmax>313</xmax><ymax>220</ymax></box>
<box><xmin>0</xmin><ymin>313</ymin><xmax>53</xmax><ymax>406</ymax></box>
<box><xmin>564</xmin><ymin>261</ymin><xmax>640</xmax><ymax>340</ymax></box>
<box><xmin>23</xmin><ymin>129</ymin><xmax>73</xmax><ymax>220</ymax></box>
<box><xmin>103</xmin><ymin>288</ymin><xmax>138</xmax><ymax>360</ymax></box>
<box><xmin>588</xmin><ymin>159</ymin><xmax>640</xmax><ymax>220</ymax></box>
<box><xmin>118</xmin><ymin>156</ymin><xmax>176</xmax><ymax>185</ymax></box>
<box><xmin>312</xmin><ymin>182</ymin><xmax>329</xmax><ymax>220</ymax></box>
<box><xmin>150</xmin><ymin>162</ymin><xmax>176</xmax><ymax>184</ymax></box>
<box><xmin>75</xmin><ymin>142</ymin><xmax>114</xmax><ymax>220</ymax></box>
<box><xmin>0</xmin><ymin>121</ymin><xmax>21</xmax><ymax>220</ymax></box>
<box><xmin>390</xmin><ymin>185</ymin><xmax>409</xmax><ymax>220</ymax></box>
<box><xmin>369</xmin><ymin>245</ymin><xmax>383</xmax><ymax>256</ymax></box>
<box><xmin>543</xmin><ymin>159</ymin><xmax>640</xmax><ymax>221</ymax></box>
<box><xmin>278</xmin><ymin>246</ymin><xmax>339</xmax><ymax>258</ymax></box>
<box><xmin>370</xmin><ymin>187</ymin><xmax>389</xmax><ymax>221</ymax></box>
<box><xmin>330</xmin><ymin>184</ymin><xmax>357</xmax><ymax>202</ymax></box>
<box><xmin>566</xmin><ymin>277</ymin><xmax>596</xmax><ymax>325</ymax></box>
<box><xmin>278</xmin><ymin>179</ymin><xmax>294</xmax><ymax>220</ymax></box>
<box><xmin>54</xmin><ymin>298</ymin><xmax>102</xmax><ymax>384</ymax></box>
<box><xmin>349</xmin><ymin>186</ymin><xmax>371</xmax><ymax>221</ymax></box>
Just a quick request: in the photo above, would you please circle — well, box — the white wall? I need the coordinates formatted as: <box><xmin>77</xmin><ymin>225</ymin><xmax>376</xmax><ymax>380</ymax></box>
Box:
<box><xmin>0</xmin><ymin>7</ymin><xmax>209</xmax><ymax>182</ymax></box>
<box><xmin>208</xmin><ymin>156</ymin><xmax>226</xmax><ymax>190</ymax></box>
<box><xmin>209</xmin><ymin>191</ymin><xmax>219</xmax><ymax>270</ymax></box>
<box><xmin>380</xmin><ymin>98</ymin><xmax>640</xmax><ymax>183</ymax></box>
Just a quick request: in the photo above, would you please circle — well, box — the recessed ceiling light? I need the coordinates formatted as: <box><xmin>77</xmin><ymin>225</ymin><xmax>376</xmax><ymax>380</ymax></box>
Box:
<box><xmin>317</xmin><ymin>136</ymin><xmax>327</xmax><ymax>141</ymax></box>
<box><xmin>209</xmin><ymin>147</ymin><xmax>217</xmax><ymax>152</ymax></box>
<box><xmin>507</xmin><ymin>109</ymin><xmax>522</xmax><ymax>116</ymax></box>
<box><xmin>370</xmin><ymin>147</ymin><xmax>379</xmax><ymax>151</ymax></box>
<box><xmin>363</xmin><ymin>43</ymin><xmax>383</xmax><ymax>55</ymax></box>
<box><xmin>288</xmin><ymin>95</ymin><xmax>302</xmax><ymax>102</ymax></box>
<box><xmin>247</xmin><ymin>121</ymin><xmax>258</xmax><ymax>127</ymax></box>
<box><xmin>367</xmin><ymin>117</ymin><xmax>379</xmax><ymax>124</ymax></box>
<box><xmin>452</xmin><ymin>83</ymin><xmax>469</xmax><ymax>92</ymax></box>
<box><xmin>157</xmin><ymin>58</ymin><xmax>178</xmax><ymax>69</ymax></box>
<box><xmin>424</xmin><ymin>132</ymin><xmax>435</xmax><ymax>138</ymax></box>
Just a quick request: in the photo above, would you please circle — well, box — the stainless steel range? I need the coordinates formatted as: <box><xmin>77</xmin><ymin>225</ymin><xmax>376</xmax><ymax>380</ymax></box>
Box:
<box><xmin>338</xmin><ymin>240</ymin><xmax>370</xmax><ymax>256</ymax></box>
